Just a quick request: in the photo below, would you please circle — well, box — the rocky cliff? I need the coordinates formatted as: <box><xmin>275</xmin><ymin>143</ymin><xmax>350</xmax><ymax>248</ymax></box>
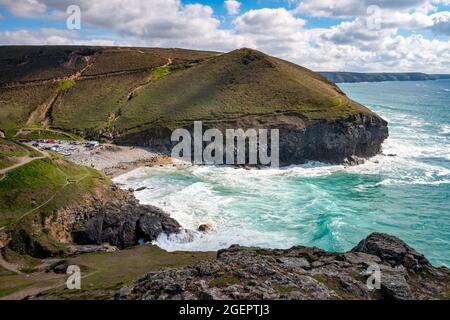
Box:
<box><xmin>117</xmin><ymin>233</ymin><xmax>449</xmax><ymax>300</ymax></box>
<box><xmin>118</xmin><ymin>111</ymin><xmax>388</xmax><ymax>166</ymax></box>
<box><xmin>2</xmin><ymin>180</ymin><xmax>181</xmax><ymax>258</ymax></box>
<box><xmin>70</xmin><ymin>187</ymin><xmax>180</xmax><ymax>249</ymax></box>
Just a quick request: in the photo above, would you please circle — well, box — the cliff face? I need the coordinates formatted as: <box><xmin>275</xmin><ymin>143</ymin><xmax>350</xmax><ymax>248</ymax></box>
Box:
<box><xmin>117</xmin><ymin>233</ymin><xmax>449</xmax><ymax>300</ymax></box>
<box><xmin>117</xmin><ymin>112</ymin><xmax>388</xmax><ymax>166</ymax></box>
<box><xmin>70</xmin><ymin>187</ymin><xmax>181</xmax><ymax>249</ymax></box>
<box><xmin>277</xmin><ymin>112</ymin><xmax>388</xmax><ymax>165</ymax></box>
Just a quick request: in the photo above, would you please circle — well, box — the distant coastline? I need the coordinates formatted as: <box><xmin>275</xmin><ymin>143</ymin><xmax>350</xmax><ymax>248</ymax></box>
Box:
<box><xmin>319</xmin><ymin>71</ymin><xmax>450</xmax><ymax>83</ymax></box>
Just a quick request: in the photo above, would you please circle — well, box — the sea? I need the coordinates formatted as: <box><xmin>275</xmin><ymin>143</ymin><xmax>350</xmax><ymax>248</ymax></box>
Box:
<box><xmin>114</xmin><ymin>80</ymin><xmax>450</xmax><ymax>267</ymax></box>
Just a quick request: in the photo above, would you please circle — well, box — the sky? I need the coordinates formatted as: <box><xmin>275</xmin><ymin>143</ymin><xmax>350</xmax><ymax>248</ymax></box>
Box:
<box><xmin>0</xmin><ymin>0</ymin><xmax>449</xmax><ymax>73</ymax></box>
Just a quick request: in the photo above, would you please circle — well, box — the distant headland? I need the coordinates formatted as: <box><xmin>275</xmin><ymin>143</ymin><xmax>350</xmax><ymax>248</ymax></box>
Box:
<box><xmin>319</xmin><ymin>72</ymin><xmax>450</xmax><ymax>83</ymax></box>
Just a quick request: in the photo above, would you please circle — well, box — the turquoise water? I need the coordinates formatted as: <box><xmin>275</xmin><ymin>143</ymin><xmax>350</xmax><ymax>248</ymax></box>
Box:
<box><xmin>114</xmin><ymin>80</ymin><xmax>450</xmax><ymax>267</ymax></box>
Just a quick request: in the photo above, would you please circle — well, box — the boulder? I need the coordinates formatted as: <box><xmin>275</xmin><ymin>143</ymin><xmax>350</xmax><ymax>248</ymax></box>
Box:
<box><xmin>71</xmin><ymin>197</ymin><xmax>180</xmax><ymax>249</ymax></box>
<box><xmin>351</xmin><ymin>233</ymin><xmax>432</xmax><ymax>271</ymax></box>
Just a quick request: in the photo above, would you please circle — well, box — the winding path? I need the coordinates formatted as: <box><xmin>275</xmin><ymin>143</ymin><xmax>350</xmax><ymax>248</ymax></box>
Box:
<box><xmin>0</xmin><ymin>156</ymin><xmax>45</xmax><ymax>175</ymax></box>
<box><xmin>127</xmin><ymin>58</ymin><xmax>173</xmax><ymax>101</ymax></box>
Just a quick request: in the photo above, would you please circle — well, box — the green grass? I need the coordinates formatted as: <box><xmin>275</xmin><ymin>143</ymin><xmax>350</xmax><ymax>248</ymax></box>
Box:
<box><xmin>0</xmin><ymin>83</ymin><xmax>57</xmax><ymax>129</ymax></box>
<box><xmin>0</xmin><ymin>157</ymin><xmax>108</xmax><ymax>226</ymax></box>
<box><xmin>209</xmin><ymin>274</ymin><xmax>240</xmax><ymax>288</ymax></box>
<box><xmin>51</xmin><ymin>72</ymin><xmax>147</xmax><ymax>131</ymax></box>
<box><xmin>56</xmin><ymin>80</ymin><xmax>75</xmax><ymax>92</ymax></box>
<box><xmin>0</xmin><ymin>46</ymin><xmax>375</xmax><ymax>142</ymax></box>
<box><xmin>34</xmin><ymin>245</ymin><xmax>215</xmax><ymax>300</ymax></box>
<box><xmin>0</xmin><ymin>155</ymin><xmax>109</xmax><ymax>256</ymax></box>
<box><xmin>272</xmin><ymin>284</ymin><xmax>299</xmax><ymax>295</ymax></box>
<box><xmin>0</xmin><ymin>138</ymin><xmax>42</xmax><ymax>169</ymax></box>
<box><xmin>14</xmin><ymin>128</ymin><xmax>82</xmax><ymax>141</ymax></box>
<box><xmin>116</xmin><ymin>48</ymin><xmax>372</xmax><ymax>134</ymax></box>
<box><xmin>0</xmin><ymin>265</ymin><xmax>16</xmax><ymax>277</ymax></box>
<box><xmin>3</xmin><ymin>247</ymin><xmax>41</xmax><ymax>270</ymax></box>
<box><xmin>149</xmin><ymin>66</ymin><xmax>171</xmax><ymax>81</ymax></box>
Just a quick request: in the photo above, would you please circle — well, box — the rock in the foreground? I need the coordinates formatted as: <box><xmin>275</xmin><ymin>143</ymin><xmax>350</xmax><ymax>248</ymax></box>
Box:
<box><xmin>71</xmin><ymin>189</ymin><xmax>181</xmax><ymax>249</ymax></box>
<box><xmin>117</xmin><ymin>233</ymin><xmax>449</xmax><ymax>300</ymax></box>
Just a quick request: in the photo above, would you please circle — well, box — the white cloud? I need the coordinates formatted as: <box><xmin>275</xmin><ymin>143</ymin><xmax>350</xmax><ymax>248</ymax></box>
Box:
<box><xmin>0</xmin><ymin>0</ymin><xmax>222</xmax><ymax>39</ymax></box>
<box><xmin>0</xmin><ymin>0</ymin><xmax>47</xmax><ymax>18</ymax></box>
<box><xmin>0</xmin><ymin>28</ymin><xmax>117</xmax><ymax>46</ymax></box>
<box><xmin>296</xmin><ymin>0</ymin><xmax>432</xmax><ymax>18</ymax></box>
<box><xmin>430</xmin><ymin>11</ymin><xmax>450</xmax><ymax>34</ymax></box>
<box><xmin>224</xmin><ymin>0</ymin><xmax>240</xmax><ymax>15</ymax></box>
<box><xmin>235</xmin><ymin>8</ymin><xmax>306</xmax><ymax>34</ymax></box>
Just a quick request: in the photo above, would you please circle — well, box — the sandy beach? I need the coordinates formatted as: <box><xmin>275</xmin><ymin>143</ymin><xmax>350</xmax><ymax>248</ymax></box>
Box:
<box><xmin>67</xmin><ymin>144</ymin><xmax>173</xmax><ymax>177</ymax></box>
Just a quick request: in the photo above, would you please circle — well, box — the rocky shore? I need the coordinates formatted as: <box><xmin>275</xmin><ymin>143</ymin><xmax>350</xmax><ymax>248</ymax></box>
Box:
<box><xmin>117</xmin><ymin>233</ymin><xmax>449</xmax><ymax>300</ymax></box>
<box><xmin>66</xmin><ymin>144</ymin><xmax>172</xmax><ymax>178</ymax></box>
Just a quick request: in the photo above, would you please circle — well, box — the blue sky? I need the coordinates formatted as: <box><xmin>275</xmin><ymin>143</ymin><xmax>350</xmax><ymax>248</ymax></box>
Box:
<box><xmin>0</xmin><ymin>0</ymin><xmax>449</xmax><ymax>72</ymax></box>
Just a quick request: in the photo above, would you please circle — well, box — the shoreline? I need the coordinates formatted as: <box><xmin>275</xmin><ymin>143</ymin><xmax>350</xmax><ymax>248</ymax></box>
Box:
<box><xmin>66</xmin><ymin>144</ymin><xmax>174</xmax><ymax>178</ymax></box>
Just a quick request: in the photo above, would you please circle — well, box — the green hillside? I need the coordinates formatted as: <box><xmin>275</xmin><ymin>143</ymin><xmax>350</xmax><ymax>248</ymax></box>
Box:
<box><xmin>118</xmin><ymin>49</ymin><xmax>371</xmax><ymax>135</ymax></box>
<box><xmin>0</xmin><ymin>46</ymin><xmax>371</xmax><ymax>140</ymax></box>
<box><xmin>0</xmin><ymin>139</ymin><xmax>111</xmax><ymax>256</ymax></box>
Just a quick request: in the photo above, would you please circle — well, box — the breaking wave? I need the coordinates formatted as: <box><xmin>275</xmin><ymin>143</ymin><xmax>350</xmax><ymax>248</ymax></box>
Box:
<box><xmin>114</xmin><ymin>80</ymin><xmax>450</xmax><ymax>267</ymax></box>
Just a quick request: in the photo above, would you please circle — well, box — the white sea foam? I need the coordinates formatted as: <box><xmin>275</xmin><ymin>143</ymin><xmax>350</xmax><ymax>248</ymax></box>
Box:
<box><xmin>112</xmin><ymin>85</ymin><xmax>450</xmax><ymax>262</ymax></box>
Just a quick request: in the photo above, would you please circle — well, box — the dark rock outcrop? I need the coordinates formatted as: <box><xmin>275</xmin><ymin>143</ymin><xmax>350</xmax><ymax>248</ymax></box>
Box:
<box><xmin>118</xmin><ymin>112</ymin><xmax>388</xmax><ymax>166</ymax></box>
<box><xmin>351</xmin><ymin>233</ymin><xmax>432</xmax><ymax>272</ymax></box>
<box><xmin>117</xmin><ymin>233</ymin><xmax>449</xmax><ymax>300</ymax></box>
<box><xmin>276</xmin><ymin>113</ymin><xmax>388</xmax><ymax>165</ymax></box>
<box><xmin>71</xmin><ymin>195</ymin><xmax>181</xmax><ymax>249</ymax></box>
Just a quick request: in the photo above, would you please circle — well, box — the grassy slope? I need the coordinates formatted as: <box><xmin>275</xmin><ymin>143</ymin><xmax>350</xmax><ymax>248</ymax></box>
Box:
<box><xmin>0</xmin><ymin>156</ymin><xmax>108</xmax><ymax>227</ymax></box>
<box><xmin>0</xmin><ymin>138</ymin><xmax>42</xmax><ymax>169</ymax></box>
<box><xmin>0</xmin><ymin>83</ymin><xmax>57</xmax><ymax>131</ymax></box>
<box><xmin>0</xmin><ymin>46</ymin><xmax>89</xmax><ymax>84</ymax></box>
<box><xmin>0</xmin><ymin>47</ymin><xmax>371</xmax><ymax>139</ymax></box>
<box><xmin>0</xmin><ymin>150</ymin><xmax>110</xmax><ymax>255</ymax></box>
<box><xmin>0</xmin><ymin>46</ymin><xmax>219</xmax><ymax>135</ymax></box>
<box><xmin>52</xmin><ymin>72</ymin><xmax>147</xmax><ymax>130</ymax></box>
<box><xmin>117</xmin><ymin>49</ymin><xmax>372</xmax><ymax>134</ymax></box>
